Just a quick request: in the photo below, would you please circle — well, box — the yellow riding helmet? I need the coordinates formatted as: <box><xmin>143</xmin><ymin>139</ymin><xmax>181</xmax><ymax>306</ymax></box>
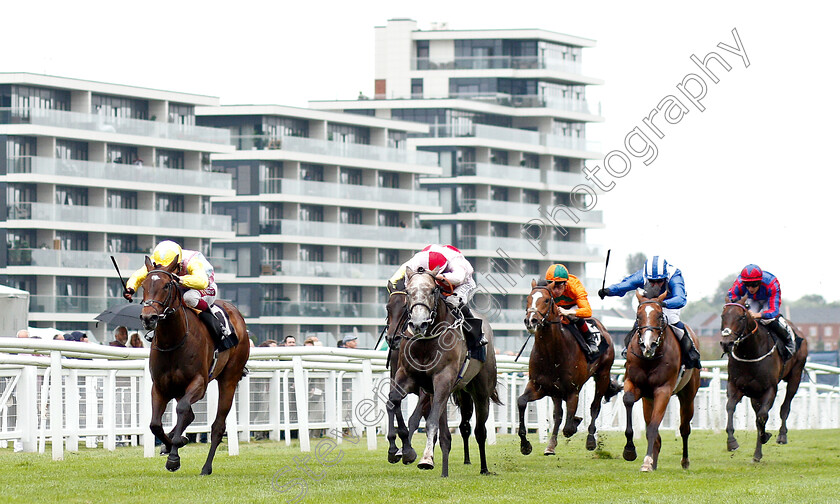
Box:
<box><xmin>545</xmin><ymin>264</ymin><xmax>570</xmax><ymax>282</ymax></box>
<box><xmin>152</xmin><ymin>240</ymin><xmax>182</xmax><ymax>267</ymax></box>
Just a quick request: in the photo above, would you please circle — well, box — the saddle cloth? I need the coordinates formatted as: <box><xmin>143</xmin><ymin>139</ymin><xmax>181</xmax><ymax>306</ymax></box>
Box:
<box><xmin>210</xmin><ymin>304</ymin><xmax>236</xmax><ymax>344</ymax></box>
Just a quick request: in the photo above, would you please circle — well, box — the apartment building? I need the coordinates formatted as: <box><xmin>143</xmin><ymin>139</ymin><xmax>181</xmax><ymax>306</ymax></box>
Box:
<box><xmin>0</xmin><ymin>74</ymin><xmax>235</xmax><ymax>340</ymax></box>
<box><xmin>314</xmin><ymin>19</ymin><xmax>605</xmax><ymax>345</ymax></box>
<box><xmin>196</xmin><ymin>105</ymin><xmax>441</xmax><ymax>345</ymax></box>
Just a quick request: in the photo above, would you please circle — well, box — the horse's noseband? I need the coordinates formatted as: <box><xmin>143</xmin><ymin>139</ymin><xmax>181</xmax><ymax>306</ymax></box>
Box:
<box><xmin>142</xmin><ymin>269</ymin><xmax>180</xmax><ymax>320</ymax></box>
<box><xmin>407</xmin><ymin>271</ymin><xmax>441</xmax><ymax>331</ymax></box>
<box><xmin>722</xmin><ymin>302</ymin><xmax>757</xmax><ymax>348</ymax></box>
<box><xmin>636</xmin><ymin>300</ymin><xmax>666</xmax><ymax>355</ymax></box>
<box><xmin>525</xmin><ymin>286</ymin><xmax>558</xmax><ymax>329</ymax></box>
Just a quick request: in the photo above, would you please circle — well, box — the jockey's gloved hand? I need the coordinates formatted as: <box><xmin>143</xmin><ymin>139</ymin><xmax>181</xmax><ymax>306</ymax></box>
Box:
<box><xmin>597</xmin><ymin>288</ymin><xmax>607</xmax><ymax>300</ymax></box>
<box><xmin>123</xmin><ymin>287</ymin><xmax>135</xmax><ymax>302</ymax></box>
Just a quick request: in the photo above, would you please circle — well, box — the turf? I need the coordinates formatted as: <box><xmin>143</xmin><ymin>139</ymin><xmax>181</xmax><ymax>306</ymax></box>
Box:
<box><xmin>1</xmin><ymin>429</ymin><xmax>839</xmax><ymax>504</ymax></box>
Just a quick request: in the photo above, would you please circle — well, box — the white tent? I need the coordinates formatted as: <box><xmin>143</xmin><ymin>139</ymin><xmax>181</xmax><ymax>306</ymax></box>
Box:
<box><xmin>0</xmin><ymin>285</ymin><xmax>30</xmax><ymax>337</ymax></box>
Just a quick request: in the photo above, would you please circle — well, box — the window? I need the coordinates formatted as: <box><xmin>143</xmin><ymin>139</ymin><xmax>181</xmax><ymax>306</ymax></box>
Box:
<box><xmin>521</xmin><ymin>153</ymin><xmax>539</xmax><ymax>168</ymax></box>
<box><xmin>261</xmin><ymin>162</ymin><xmax>283</xmax><ymax>193</ymax></box>
<box><xmin>1</xmin><ymin>85</ymin><xmax>70</xmax><ymax>110</ymax></box>
<box><xmin>378</xmin><ymin>210</ymin><xmax>400</xmax><ymax>227</ymax></box>
<box><xmin>55</xmin><ymin>140</ymin><xmax>88</xmax><ymax>160</ymax></box>
<box><xmin>340</xmin><ymin>207</ymin><xmax>362</xmax><ymax>225</ymax></box>
<box><xmin>157</xmin><ymin>193</ymin><xmax>184</xmax><ymax>213</ymax></box>
<box><xmin>388</xmin><ymin>130</ymin><xmax>407</xmax><ymax>149</ymax></box>
<box><xmin>379</xmin><ymin>249</ymin><xmax>400</xmax><ymax>266</ymax></box>
<box><xmin>156</xmin><ymin>149</ymin><xmax>184</xmax><ymax>169</ymax></box>
<box><xmin>264</xmin><ymin>115</ymin><xmax>309</xmax><ymax>138</ymax></box>
<box><xmin>328</xmin><ymin>123</ymin><xmax>370</xmax><ymax>144</ymax></box>
<box><xmin>300</xmin><ymin>163</ymin><xmax>324</xmax><ymax>181</ymax></box>
<box><xmin>107</xmin><ymin>234</ymin><xmax>137</xmax><ymax>253</ymax></box>
<box><xmin>340</xmin><ymin>168</ymin><xmax>363</xmax><ymax>185</ymax></box>
<box><xmin>490</xmin><ymin>222</ymin><xmax>508</xmax><ymax>237</ymax></box>
<box><xmin>340</xmin><ymin>247</ymin><xmax>363</xmax><ymax>264</ymax></box>
<box><xmin>168</xmin><ymin>103</ymin><xmax>195</xmax><ymax>125</ymax></box>
<box><xmin>6</xmin><ymin>136</ymin><xmax>36</xmax><ymax>170</ymax></box>
<box><xmin>490</xmin><ymin>150</ymin><xmax>508</xmax><ymax>165</ymax></box>
<box><xmin>379</xmin><ymin>171</ymin><xmax>400</xmax><ymax>189</ymax></box>
<box><xmin>340</xmin><ymin>286</ymin><xmax>362</xmax><ymax>303</ymax></box>
<box><xmin>301</xmin><ymin>285</ymin><xmax>324</xmax><ymax>303</ymax></box>
<box><xmin>411</xmin><ymin>79</ymin><xmax>423</xmax><ymax>98</ymax></box>
<box><xmin>107</xmin><ymin>144</ymin><xmax>138</xmax><ymax>164</ymax></box>
<box><xmin>57</xmin><ymin>277</ymin><xmax>88</xmax><ymax>297</ymax></box>
<box><xmin>262</xmin><ymin>244</ymin><xmax>283</xmax><ymax>271</ymax></box>
<box><xmin>523</xmin><ymin>189</ymin><xmax>540</xmax><ymax>204</ymax></box>
<box><xmin>260</xmin><ymin>203</ymin><xmax>283</xmax><ymax>234</ymax></box>
<box><xmin>107</xmin><ymin>190</ymin><xmax>137</xmax><ymax>209</ymax></box>
<box><xmin>92</xmin><ymin>94</ymin><xmax>148</xmax><ymax>119</ymax></box>
<box><xmin>56</xmin><ymin>231</ymin><xmax>88</xmax><ymax>250</ymax></box>
<box><xmin>490</xmin><ymin>186</ymin><xmax>508</xmax><ymax>201</ymax></box>
<box><xmin>299</xmin><ymin>205</ymin><xmax>324</xmax><ymax>222</ymax></box>
<box><xmin>826</xmin><ymin>326</ymin><xmax>833</xmax><ymax>337</ymax></box>
<box><xmin>554</xmin><ymin>157</ymin><xmax>571</xmax><ymax>172</ymax></box>
<box><xmin>523</xmin><ymin>260</ymin><xmax>541</xmax><ymax>275</ymax></box>
<box><xmin>56</xmin><ymin>185</ymin><xmax>88</xmax><ymax>206</ymax></box>
<box><xmin>299</xmin><ymin>245</ymin><xmax>324</xmax><ymax>262</ymax></box>
<box><xmin>810</xmin><ymin>326</ymin><xmax>818</xmax><ymax>337</ymax></box>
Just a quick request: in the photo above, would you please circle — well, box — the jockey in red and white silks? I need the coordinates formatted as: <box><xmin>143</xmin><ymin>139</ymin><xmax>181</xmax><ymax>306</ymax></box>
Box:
<box><xmin>390</xmin><ymin>244</ymin><xmax>476</xmax><ymax>310</ymax></box>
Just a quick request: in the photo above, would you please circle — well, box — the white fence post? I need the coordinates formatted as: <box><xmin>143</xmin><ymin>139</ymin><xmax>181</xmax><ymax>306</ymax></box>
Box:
<box><xmin>103</xmin><ymin>369</ymin><xmax>116</xmax><ymax>451</ymax></box>
<box><xmin>238</xmin><ymin>374</ymin><xmax>251</xmax><ymax>443</ymax></box>
<box><xmin>85</xmin><ymin>376</ymin><xmax>97</xmax><ymax>448</ymax></box>
<box><xmin>66</xmin><ymin>369</ymin><xmax>79</xmax><ymax>452</ymax></box>
<box><xmin>361</xmin><ymin>360</ymin><xmax>376</xmax><ymax>450</ymax></box>
<box><xmin>142</xmin><ymin>359</ymin><xmax>155</xmax><ymax>457</ymax></box>
<box><xmin>49</xmin><ymin>352</ymin><xmax>63</xmax><ymax>461</ymax></box>
<box><xmin>292</xmin><ymin>357</ymin><xmax>310</xmax><ymax>451</ymax></box>
<box><xmin>19</xmin><ymin>366</ymin><xmax>37</xmax><ymax>452</ymax></box>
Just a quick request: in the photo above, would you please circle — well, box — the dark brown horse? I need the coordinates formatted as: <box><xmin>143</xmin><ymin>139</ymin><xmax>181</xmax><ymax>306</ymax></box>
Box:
<box><xmin>384</xmin><ymin>280</ymin><xmax>478</xmax><ymax>468</ymax></box>
<box><xmin>387</xmin><ymin>267</ymin><xmax>500</xmax><ymax>477</ymax></box>
<box><xmin>623</xmin><ymin>290</ymin><xmax>700</xmax><ymax>471</ymax></box>
<box><xmin>519</xmin><ymin>279</ymin><xmax>620</xmax><ymax>456</ymax></box>
<box><xmin>719</xmin><ymin>298</ymin><xmax>808</xmax><ymax>461</ymax></box>
<box><xmin>139</xmin><ymin>256</ymin><xmax>250</xmax><ymax>475</ymax></box>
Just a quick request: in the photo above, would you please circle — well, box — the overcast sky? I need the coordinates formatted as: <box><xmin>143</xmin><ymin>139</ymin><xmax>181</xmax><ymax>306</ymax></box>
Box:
<box><xmin>4</xmin><ymin>1</ymin><xmax>839</xmax><ymax>303</ymax></box>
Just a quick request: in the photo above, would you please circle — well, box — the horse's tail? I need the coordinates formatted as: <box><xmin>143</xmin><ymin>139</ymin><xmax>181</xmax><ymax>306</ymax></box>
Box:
<box><xmin>603</xmin><ymin>378</ymin><xmax>622</xmax><ymax>403</ymax></box>
<box><xmin>490</xmin><ymin>385</ymin><xmax>503</xmax><ymax>406</ymax></box>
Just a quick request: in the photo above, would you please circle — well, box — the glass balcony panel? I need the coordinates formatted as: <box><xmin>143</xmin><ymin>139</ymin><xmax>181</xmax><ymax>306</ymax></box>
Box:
<box><xmin>455</xmin><ymin>162</ymin><xmax>541</xmax><ymax>184</ymax></box>
<box><xmin>258</xmin><ymin>179</ymin><xmax>439</xmax><ymax>207</ymax></box>
<box><xmin>260</xmin><ymin>300</ymin><xmax>385</xmax><ymax>319</ymax></box>
<box><xmin>264</xmin><ymin>219</ymin><xmax>439</xmax><ymax>243</ymax></box>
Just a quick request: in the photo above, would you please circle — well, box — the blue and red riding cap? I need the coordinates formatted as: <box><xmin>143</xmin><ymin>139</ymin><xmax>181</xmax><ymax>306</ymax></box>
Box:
<box><xmin>739</xmin><ymin>264</ymin><xmax>763</xmax><ymax>283</ymax></box>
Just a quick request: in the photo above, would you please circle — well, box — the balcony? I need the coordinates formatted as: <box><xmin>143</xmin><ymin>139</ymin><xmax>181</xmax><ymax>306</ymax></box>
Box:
<box><xmin>261</xmin><ymin>300</ymin><xmax>385</xmax><ymax>319</ymax></box>
<box><xmin>259</xmin><ymin>260</ymin><xmax>396</xmax><ymax>280</ymax></box>
<box><xmin>457</xmin><ymin>198</ymin><xmax>541</xmax><ymax>218</ymax></box>
<box><xmin>7</xmin><ymin>202</ymin><xmax>233</xmax><ymax>231</ymax></box>
<box><xmin>6</xmin><ymin>156</ymin><xmax>233</xmax><ymax>191</ymax></box>
<box><xmin>414</xmin><ymin>55</ymin><xmax>582</xmax><ymax>74</ymax></box>
<box><xmin>229</xmin><ymin>134</ymin><xmax>440</xmax><ymax>166</ymax></box>
<box><xmin>426</xmin><ymin>123</ymin><xmax>599</xmax><ymax>153</ymax></box>
<box><xmin>29</xmin><ymin>295</ymin><xmax>117</xmax><ymax>314</ymax></box>
<box><xmin>258</xmin><ymin>178</ymin><xmax>440</xmax><ymax>207</ymax></box>
<box><xmin>260</xmin><ymin>219</ymin><xmax>439</xmax><ymax>244</ymax></box>
<box><xmin>447</xmin><ymin>92</ymin><xmax>592</xmax><ymax>114</ymax></box>
<box><xmin>543</xmin><ymin>170</ymin><xmax>587</xmax><ymax>187</ymax></box>
<box><xmin>454</xmin><ymin>162</ymin><xmax>541</xmax><ymax>184</ymax></box>
<box><xmin>0</xmin><ymin>107</ymin><xmax>230</xmax><ymax>145</ymax></box>
<box><xmin>6</xmin><ymin>248</ymin><xmax>236</xmax><ymax>274</ymax></box>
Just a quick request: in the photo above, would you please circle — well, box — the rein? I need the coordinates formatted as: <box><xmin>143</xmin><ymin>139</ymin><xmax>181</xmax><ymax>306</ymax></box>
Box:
<box><xmin>723</xmin><ymin>302</ymin><xmax>773</xmax><ymax>363</ymax></box>
<box><xmin>526</xmin><ymin>286</ymin><xmax>565</xmax><ymax>329</ymax></box>
<box><xmin>143</xmin><ymin>268</ymin><xmax>191</xmax><ymax>352</ymax></box>
<box><xmin>405</xmin><ymin>270</ymin><xmax>462</xmax><ymax>340</ymax></box>
<box><xmin>634</xmin><ymin>299</ymin><xmax>666</xmax><ymax>358</ymax></box>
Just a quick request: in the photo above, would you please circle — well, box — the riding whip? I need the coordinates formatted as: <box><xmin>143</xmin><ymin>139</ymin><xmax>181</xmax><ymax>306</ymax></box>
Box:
<box><xmin>601</xmin><ymin>249</ymin><xmax>611</xmax><ymax>293</ymax></box>
<box><xmin>515</xmin><ymin>332</ymin><xmax>532</xmax><ymax>362</ymax></box>
<box><xmin>374</xmin><ymin>325</ymin><xmax>387</xmax><ymax>351</ymax></box>
<box><xmin>111</xmin><ymin>256</ymin><xmax>131</xmax><ymax>303</ymax></box>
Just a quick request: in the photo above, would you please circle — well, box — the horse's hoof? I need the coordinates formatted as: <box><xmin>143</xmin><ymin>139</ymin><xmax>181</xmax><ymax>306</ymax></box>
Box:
<box><xmin>777</xmin><ymin>434</ymin><xmax>788</xmax><ymax>445</ymax></box>
<box><xmin>640</xmin><ymin>456</ymin><xmax>655</xmax><ymax>472</ymax></box>
<box><xmin>681</xmin><ymin>458</ymin><xmax>690</xmax><ymax>470</ymax></box>
<box><xmin>402</xmin><ymin>448</ymin><xmax>417</xmax><ymax>465</ymax></box>
<box><xmin>753</xmin><ymin>455</ymin><xmax>762</xmax><ymax>463</ymax></box>
<box><xmin>543</xmin><ymin>448</ymin><xmax>555</xmax><ymax>456</ymax></box>
<box><xmin>520</xmin><ymin>441</ymin><xmax>532</xmax><ymax>456</ymax></box>
<box><xmin>463</xmin><ymin>459</ymin><xmax>471</xmax><ymax>465</ymax></box>
<box><xmin>586</xmin><ymin>434</ymin><xmax>597</xmax><ymax>451</ymax></box>
<box><xmin>388</xmin><ymin>449</ymin><xmax>402</xmax><ymax>464</ymax></box>
<box><xmin>417</xmin><ymin>456</ymin><xmax>434</xmax><ymax>470</ymax></box>
<box><xmin>165</xmin><ymin>455</ymin><xmax>181</xmax><ymax>472</ymax></box>
<box><xmin>200</xmin><ymin>466</ymin><xmax>212</xmax><ymax>476</ymax></box>
<box><xmin>760</xmin><ymin>432</ymin><xmax>772</xmax><ymax>444</ymax></box>
<box><xmin>623</xmin><ymin>446</ymin><xmax>637</xmax><ymax>462</ymax></box>
<box><xmin>727</xmin><ymin>439</ymin><xmax>739</xmax><ymax>452</ymax></box>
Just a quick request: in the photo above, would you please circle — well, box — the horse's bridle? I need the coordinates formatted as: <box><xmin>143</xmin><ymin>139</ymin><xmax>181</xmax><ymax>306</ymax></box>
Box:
<box><xmin>721</xmin><ymin>302</ymin><xmax>759</xmax><ymax>347</ymax></box>
<box><xmin>406</xmin><ymin>270</ymin><xmax>442</xmax><ymax>331</ymax></box>
<box><xmin>525</xmin><ymin>286</ymin><xmax>563</xmax><ymax>329</ymax></box>
<box><xmin>386</xmin><ymin>290</ymin><xmax>409</xmax><ymax>343</ymax></box>
<box><xmin>141</xmin><ymin>268</ymin><xmax>190</xmax><ymax>351</ymax></box>
<box><xmin>635</xmin><ymin>299</ymin><xmax>667</xmax><ymax>357</ymax></box>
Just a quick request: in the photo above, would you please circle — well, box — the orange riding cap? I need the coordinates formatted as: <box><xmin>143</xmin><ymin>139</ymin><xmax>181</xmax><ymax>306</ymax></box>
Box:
<box><xmin>552</xmin><ymin>274</ymin><xmax>592</xmax><ymax>318</ymax></box>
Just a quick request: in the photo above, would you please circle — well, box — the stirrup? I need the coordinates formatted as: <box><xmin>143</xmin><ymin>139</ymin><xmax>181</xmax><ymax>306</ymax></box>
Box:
<box><xmin>478</xmin><ymin>335</ymin><xmax>488</xmax><ymax>347</ymax></box>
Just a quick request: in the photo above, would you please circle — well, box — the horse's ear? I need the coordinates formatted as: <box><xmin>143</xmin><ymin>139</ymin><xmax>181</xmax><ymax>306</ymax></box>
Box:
<box><xmin>531</xmin><ymin>278</ymin><xmax>537</xmax><ymax>289</ymax></box>
<box><xmin>145</xmin><ymin>255</ymin><xmax>153</xmax><ymax>271</ymax></box>
<box><xmin>635</xmin><ymin>288</ymin><xmax>644</xmax><ymax>302</ymax></box>
<box><xmin>739</xmin><ymin>294</ymin><xmax>748</xmax><ymax>305</ymax></box>
<box><xmin>168</xmin><ymin>255</ymin><xmax>180</xmax><ymax>273</ymax></box>
<box><xmin>656</xmin><ymin>290</ymin><xmax>668</xmax><ymax>303</ymax></box>
<box><xmin>405</xmin><ymin>266</ymin><xmax>415</xmax><ymax>279</ymax></box>
<box><xmin>430</xmin><ymin>266</ymin><xmax>441</xmax><ymax>276</ymax></box>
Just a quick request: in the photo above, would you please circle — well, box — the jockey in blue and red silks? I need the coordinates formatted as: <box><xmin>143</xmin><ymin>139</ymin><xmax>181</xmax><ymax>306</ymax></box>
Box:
<box><xmin>727</xmin><ymin>264</ymin><xmax>796</xmax><ymax>360</ymax></box>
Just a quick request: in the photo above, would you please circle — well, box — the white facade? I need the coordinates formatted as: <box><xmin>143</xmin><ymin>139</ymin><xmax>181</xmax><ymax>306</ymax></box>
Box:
<box><xmin>0</xmin><ymin>73</ymin><xmax>235</xmax><ymax>340</ymax></box>
<box><xmin>314</xmin><ymin>20</ymin><xmax>605</xmax><ymax>340</ymax></box>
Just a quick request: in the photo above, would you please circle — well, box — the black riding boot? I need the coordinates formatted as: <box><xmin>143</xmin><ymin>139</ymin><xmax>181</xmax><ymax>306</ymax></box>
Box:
<box><xmin>460</xmin><ymin>304</ymin><xmax>487</xmax><ymax>347</ymax></box>
<box><xmin>622</xmin><ymin>321</ymin><xmax>638</xmax><ymax>358</ymax></box>
<box><xmin>768</xmin><ymin>317</ymin><xmax>796</xmax><ymax>361</ymax></box>
<box><xmin>198</xmin><ymin>310</ymin><xmax>224</xmax><ymax>351</ymax></box>
<box><xmin>672</xmin><ymin>321</ymin><xmax>701</xmax><ymax>369</ymax></box>
<box><xmin>576</xmin><ymin>319</ymin><xmax>600</xmax><ymax>357</ymax></box>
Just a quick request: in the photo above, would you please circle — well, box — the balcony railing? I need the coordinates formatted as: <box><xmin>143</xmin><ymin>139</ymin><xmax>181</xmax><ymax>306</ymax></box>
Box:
<box><xmin>6</xmin><ymin>248</ymin><xmax>236</xmax><ymax>274</ymax></box>
<box><xmin>7</xmin><ymin>202</ymin><xmax>233</xmax><ymax>231</ymax></box>
<box><xmin>425</xmin><ymin>123</ymin><xmax>599</xmax><ymax>152</ymax></box>
<box><xmin>457</xmin><ymin>198</ymin><xmax>541</xmax><ymax>218</ymax></box>
<box><xmin>258</xmin><ymin>178</ymin><xmax>440</xmax><ymax>207</ymax></box>
<box><xmin>414</xmin><ymin>55</ymin><xmax>582</xmax><ymax>74</ymax></box>
<box><xmin>447</xmin><ymin>92</ymin><xmax>592</xmax><ymax>114</ymax></box>
<box><xmin>260</xmin><ymin>219</ymin><xmax>439</xmax><ymax>243</ymax></box>
<box><xmin>29</xmin><ymin>295</ymin><xmax>118</xmax><ymax>314</ymax></box>
<box><xmin>229</xmin><ymin>134</ymin><xmax>440</xmax><ymax>166</ymax></box>
<box><xmin>260</xmin><ymin>260</ymin><xmax>397</xmax><ymax>280</ymax></box>
<box><xmin>6</xmin><ymin>156</ymin><xmax>232</xmax><ymax>191</ymax></box>
<box><xmin>261</xmin><ymin>300</ymin><xmax>385</xmax><ymax>319</ymax></box>
<box><xmin>0</xmin><ymin>107</ymin><xmax>230</xmax><ymax>145</ymax></box>
<box><xmin>454</xmin><ymin>162</ymin><xmax>541</xmax><ymax>183</ymax></box>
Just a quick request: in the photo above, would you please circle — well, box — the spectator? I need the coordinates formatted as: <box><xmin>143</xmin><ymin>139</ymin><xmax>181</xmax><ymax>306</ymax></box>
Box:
<box><xmin>109</xmin><ymin>326</ymin><xmax>128</xmax><ymax>347</ymax></box>
<box><xmin>284</xmin><ymin>335</ymin><xmax>296</xmax><ymax>347</ymax></box>
<box><xmin>133</xmin><ymin>158</ymin><xmax>143</xmax><ymax>167</ymax></box>
<box><xmin>259</xmin><ymin>339</ymin><xmax>278</xmax><ymax>347</ymax></box>
<box><xmin>16</xmin><ymin>329</ymin><xmax>29</xmax><ymax>338</ymax></box>
<box><xmin>304</xmin><ymin>336</ymin><xmax>320</xmax><ymax>346</ymax></box>
<box><xmin>129</xmin><ymin>333</ymin><xmax>144</xmax><ymax>348</ymax></box>
<box><xmin>342</xmin><ymin>334</ymin><xmax>358</xmax><ymax>349</ymax></box>
<box><xmin>68</xmin><ymin>331</ymin><xmax>88</xmax><ymax>343</ymax></box>
<box><xmin>249</xmin><ymin>339</ymin><xmax>256</xmax><ymax>348</ymax></box>
<box><xmin>337</xmin><ymin>339</ymin><xmax>346</xmax><ymax>348</ymax></box>
<box><xmin>53</xmin><ymin>334</ymin><xmax>64</xmax><ymax>340</ymax></box>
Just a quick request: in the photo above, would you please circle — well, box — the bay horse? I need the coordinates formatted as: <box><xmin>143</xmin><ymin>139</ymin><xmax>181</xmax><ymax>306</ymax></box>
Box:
<box><xmin>719</xmin><ymin>297</ymin><xmax>808</xmax><ymax>462</ymax></box>
<box><xmin>387</xmin><ymin>267</ymin><xmax>500</xmax><ymax>477</ymax></box>
<box><xmin>139</xmin><ymin>256</ymin><xmax>250</xmax><ymax>475</ymax></box>
<box><xmin>384</xmin><ymin>280</ymin><xmax>478</xmax><ymax>468</ymax></box>
<box><xmin>623</xmin><ymin>290</ymin><xmax>700</xmax><ymax>471</ymax></box>
<box><xmin>519</xmin><ymin>279</ymin><xmax>621</xmax><ymax>456</ymax></box>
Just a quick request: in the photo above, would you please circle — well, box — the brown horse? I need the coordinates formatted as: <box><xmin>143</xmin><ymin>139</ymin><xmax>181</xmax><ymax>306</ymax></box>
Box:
<box><xmin>719</xmin><ymin>298</ymin><xmax>808</xmax><ymax>461</ymax></box>
<box><xmin>139</xmin><ymin>256</ymin><xmax>250</xmax><ymax>475</ymax></box>
<box><xmin>387</xmin><ymin>267</ymin><xmax>500</xmax><ymax>477</ymax></box>
<box><xmin>519</xmin><ymin>279</ymin><xmax>621</xmax><ymax>456</ymax></box>
<box><xmin>623</xmin><ymin>290</ymin><xmax>700</xmax><ymax>471</ymax></box>
<box><xmin>384</xmin><ymin>280</ymin><xmax>477</xmax><ymax>468</ymax></box>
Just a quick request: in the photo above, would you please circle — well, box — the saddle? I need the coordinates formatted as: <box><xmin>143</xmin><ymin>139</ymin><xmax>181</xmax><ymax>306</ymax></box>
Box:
<box><xmin>200</xmin><ymin>304</ymin><xmax>238</xmax><ymax>352</ymax></box>
<box><xmin>566</xmin><ymin>320</ymin><xmax>606</xmax><ymax>363</ymax></box>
